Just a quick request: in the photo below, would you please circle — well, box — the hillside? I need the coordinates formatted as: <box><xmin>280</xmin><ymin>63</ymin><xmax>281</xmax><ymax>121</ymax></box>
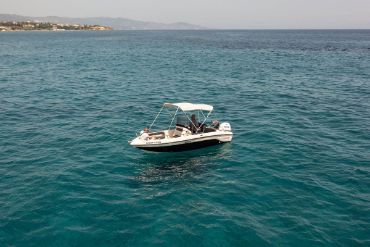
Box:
<box><xmin>0</xmin><ymin>14</ymin><xmax>205</xmax><ymax>30</ymax></box>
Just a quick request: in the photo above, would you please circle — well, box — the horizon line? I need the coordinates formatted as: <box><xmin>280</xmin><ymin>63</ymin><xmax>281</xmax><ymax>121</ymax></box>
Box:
<box><xmin>1</xmin><ymin>13</ymin><xmax>370</xmax><ymax>30</ymax></box>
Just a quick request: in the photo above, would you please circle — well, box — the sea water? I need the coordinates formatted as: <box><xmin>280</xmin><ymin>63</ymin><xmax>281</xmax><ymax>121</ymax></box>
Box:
<box><xmin>1</xmin><ymin>30</ymin><xmax>370</xmax><ymax>246</ymax></box>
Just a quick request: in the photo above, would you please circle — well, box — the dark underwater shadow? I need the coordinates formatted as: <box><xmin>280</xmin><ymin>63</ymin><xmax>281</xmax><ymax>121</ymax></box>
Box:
<box><xmin>134</xmin><ymin>143</ymin><xmax>232</xmax><ymax>184</ymax></box>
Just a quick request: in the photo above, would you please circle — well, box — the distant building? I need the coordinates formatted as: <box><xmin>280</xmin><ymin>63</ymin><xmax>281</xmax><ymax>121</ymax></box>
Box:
<box><xmin>0</xmin><ymin>26</ymin><xmax>10</xmax><ymax>31</ymax></box>
<box><xmin>23</xmin><ymin>24</ymin><xmax>35</xmax><ymax>29</ymax></box>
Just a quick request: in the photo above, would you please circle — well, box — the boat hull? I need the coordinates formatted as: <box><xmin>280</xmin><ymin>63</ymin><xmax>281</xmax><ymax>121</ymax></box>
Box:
<box><xmin>136</xmin><ymin>138</ymin><xmax>223</xmax><ymax>152</ymax></box>
<box><xmin>130</xmin><ymin>132</ymin><xmax>232</xmax><ymax>152</ymax></box>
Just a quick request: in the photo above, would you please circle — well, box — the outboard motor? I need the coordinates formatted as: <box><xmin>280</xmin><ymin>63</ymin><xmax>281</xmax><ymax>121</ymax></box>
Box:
<box><xmin>219</xmin><ymin>122</ymin><xmax>232</xmax><ymax>132</ymax></box>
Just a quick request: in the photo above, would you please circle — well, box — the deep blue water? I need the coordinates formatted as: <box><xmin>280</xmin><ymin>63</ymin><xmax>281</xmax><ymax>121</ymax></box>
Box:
<box><xmin>1</xmin><ymin>30</ymin><xmax>370</xmax><ymax>246</ymax></box>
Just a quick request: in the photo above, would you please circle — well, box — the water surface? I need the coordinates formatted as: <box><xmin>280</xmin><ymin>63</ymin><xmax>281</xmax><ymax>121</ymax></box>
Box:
<box><xmin>1</xmin><ymin>30</ymin><xmax>370</xmax><ymax>246</ymax></box>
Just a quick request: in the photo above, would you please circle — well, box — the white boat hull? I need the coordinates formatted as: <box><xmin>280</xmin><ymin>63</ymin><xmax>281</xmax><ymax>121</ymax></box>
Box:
<box><xmin>130</xmin><ymin>131</ymin><xmax>232</xmax><ymax>152</ymax></box>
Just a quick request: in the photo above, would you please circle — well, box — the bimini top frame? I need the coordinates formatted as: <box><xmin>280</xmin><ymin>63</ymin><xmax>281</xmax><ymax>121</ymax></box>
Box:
<box><xmin>148</xmin><ymin>102</ymin><xmax>214</xmax><ymax>132</ymax></box>
<box><xmin>163</xmin><ymin>102</ymin><xmax>213</xmax><ymax>112</ymax></box>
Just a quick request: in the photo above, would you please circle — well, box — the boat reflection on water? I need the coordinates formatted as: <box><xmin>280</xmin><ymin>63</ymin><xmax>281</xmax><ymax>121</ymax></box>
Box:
<box><xmin>135</xmin><ymin>144</ymin><xmax>232</xmax><ymax>184</ymax></box>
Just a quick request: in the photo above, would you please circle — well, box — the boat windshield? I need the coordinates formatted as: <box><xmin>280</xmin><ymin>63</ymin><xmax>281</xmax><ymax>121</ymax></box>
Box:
<box><xmin>176</xmin><ymin>115</ymin><xmax>190</xmax><ymax>127</ymax></box>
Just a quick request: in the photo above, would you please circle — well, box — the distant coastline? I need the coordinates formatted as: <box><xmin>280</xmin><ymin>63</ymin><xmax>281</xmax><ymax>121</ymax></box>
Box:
<box><xmin>0</xmin><ymin>14</ymin><xmax>205</xmax><ymax>30</ymax></box>
<box><xmin>0</xmin><ymin>21</ymin><xmax>112</xmax><ymax>32</ymax></box>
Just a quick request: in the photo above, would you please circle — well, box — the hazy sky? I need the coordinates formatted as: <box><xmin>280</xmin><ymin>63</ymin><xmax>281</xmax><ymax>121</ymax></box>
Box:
<box><xmin>1</xmin><ymin>0</ymin><xmax>370</xmax><ymax>29</ymax></box>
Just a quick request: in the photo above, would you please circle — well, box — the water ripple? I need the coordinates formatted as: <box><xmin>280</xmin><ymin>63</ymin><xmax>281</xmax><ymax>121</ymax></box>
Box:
<box><xmin>1</xmin><ymin>30</ymin><xmax>370</xmax><ymax>246</ymax></box>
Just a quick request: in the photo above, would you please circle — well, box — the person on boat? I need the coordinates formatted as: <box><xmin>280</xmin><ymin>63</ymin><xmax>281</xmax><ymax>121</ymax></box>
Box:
<box><xmin>211</xmin><ymin>120</ymin><xmax>220</xmax><ymax>129</ymax></box>
<box><xmin>190</xmin><ymin>114</ymin><xmax>198</xmax><ymax>133</ymax></box>
<box><xmin>140</xmin><ymin>127</ymin><xmax>150</xmax><ymax>140</ymax></box>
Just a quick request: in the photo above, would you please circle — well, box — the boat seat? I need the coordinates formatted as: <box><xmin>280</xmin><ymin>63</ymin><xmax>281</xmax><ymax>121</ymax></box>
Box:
<box><xmin>149</xmin><ymin>131</ymin><xmax>165</xmax><ymax>139</ymax></box>
<box><xmin>204</xmin><ymin>127</ymin><xmax>216</xmax><ymax>133</ymax></box>
<box><xmin>168</xmin><ymin>128</ymin><xmax>182</xmax><ymax>138</ymax></box>
<box><xmin>174</xmin><ymin>127</ymin><xmax>182</xmax><ymax>137</ymax></box>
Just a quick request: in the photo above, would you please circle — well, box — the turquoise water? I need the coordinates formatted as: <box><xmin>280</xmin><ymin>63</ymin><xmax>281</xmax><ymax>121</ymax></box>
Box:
<box><xmin>1</xmin><ymin>30</ymin><xmax>370</xmax><ymax>246</ymax></box>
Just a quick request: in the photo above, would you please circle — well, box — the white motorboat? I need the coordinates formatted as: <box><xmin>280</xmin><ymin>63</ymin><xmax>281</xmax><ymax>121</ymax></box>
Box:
<box><xmin>129</xmin><ymin>102</ymin><xmax>232</xmax><ymax>152</ymax></box>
